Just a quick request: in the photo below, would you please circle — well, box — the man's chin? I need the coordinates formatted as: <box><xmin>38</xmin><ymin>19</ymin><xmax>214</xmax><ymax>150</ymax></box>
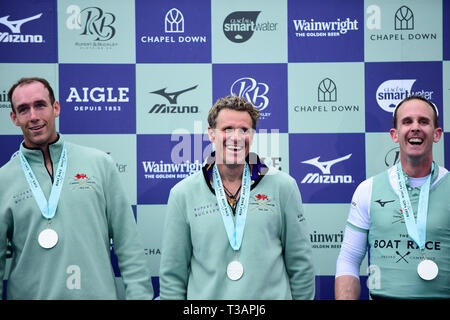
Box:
<box><xmin>24</xmin><ymin>136</ymin><xmax>48</xmax><ymax>148</ymax></box>
<box><xmin>217</xmin><ymin>157</ymin><xmax>246</xmax><ymax>166</ymax></box>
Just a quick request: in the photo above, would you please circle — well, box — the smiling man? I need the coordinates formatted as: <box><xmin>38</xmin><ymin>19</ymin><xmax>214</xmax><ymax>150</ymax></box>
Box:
<box><xmin>335</xmin><ymin>95</ymin><xmax>450</xmax><ymax>299</ymax></box>
<box><xmin>160</xmin><ymin>95</ymin><xmax>315</xmax><ymax>300</ymax></box>
<box><xmin>0</xmin><ymin>77</ymin><xmax>153</xmax><ymax>299</ymax></box>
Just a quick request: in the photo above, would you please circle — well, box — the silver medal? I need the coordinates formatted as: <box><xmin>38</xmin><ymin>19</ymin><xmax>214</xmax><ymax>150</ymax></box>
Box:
<box><xmin>417</xmin><ymin>259</ymin><xmax>438</xmax><ymax>281</ymax></box>
<box><xmin>38</xmin><ymin>228</ymin><xmax>58</xmax><ymax>249</ymax></box>
<box><xmin>227</xmin><ymin>260</ymin><xmax>244</xmax><ymax>281</ymax></box>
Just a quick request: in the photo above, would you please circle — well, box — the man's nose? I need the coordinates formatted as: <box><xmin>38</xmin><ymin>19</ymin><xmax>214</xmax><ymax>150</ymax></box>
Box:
<box><xmin>411</xmin><ymin>120</ymin><xmax>420</xmax><ymax>129</ymax></box>
<box><xmin>29</xmin><ymin>107</ymin><xmax>39</xmax><ymax>121</ymax></box>
<box><xmin>229</xmin><ymin>129</ymin><xmax>246</xmax><ymax>139</ymax></box>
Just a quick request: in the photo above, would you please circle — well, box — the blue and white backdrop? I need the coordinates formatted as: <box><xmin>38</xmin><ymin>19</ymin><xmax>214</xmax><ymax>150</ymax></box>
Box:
<box><xmin>1</xmin><ymin>0</ymin><xmax>449</xmax><ymax>300</ymax></box>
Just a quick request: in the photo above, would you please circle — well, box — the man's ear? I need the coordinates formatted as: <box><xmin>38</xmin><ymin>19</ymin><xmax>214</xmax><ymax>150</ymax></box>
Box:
<box><xmin>208</xmin><ymin>127</ymin><xmax>215</xmax><ymax>143</ymax></box>
<box><xmin>433</xmin><ymin>127</ymin><xmax>443</xmax><ymax>143</ymax></box>
<box><xmin>10</xmin><ymin>110</ymin><xmax>19</xmax><ymax>126</ymax></box>
<box><xmin>390</xmin><ymin>128</ymin><xmax>398</xmax><ymax>143</ymax></box>
<box><xmin>53</xmin><ymin>101</ymin><xmax>61</xmax><ymax>118</ymax></box>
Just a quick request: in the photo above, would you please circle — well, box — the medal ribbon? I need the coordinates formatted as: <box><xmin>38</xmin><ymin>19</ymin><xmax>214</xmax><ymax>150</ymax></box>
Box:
<box><xmin>395</xmin><ymin>162</ymin><xmax>433</xmax><ymax>251</ymax></box>
<box><xmin>212</xmin><ymin>163</ymin><xmax>251</xmax><ymax>251</ymax></box>
<box><xmin>19</xmin><ymin>142</ymin><xmax>67</xmax><ymax>220</ymax></box>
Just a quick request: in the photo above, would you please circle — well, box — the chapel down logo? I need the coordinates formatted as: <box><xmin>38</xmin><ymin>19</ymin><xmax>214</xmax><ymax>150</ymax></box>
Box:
<box><xmin>165</xmin><ymin>8</ymin><xmax>184</xmax><ymax>33</ymax></box>
<box><xmin>66</xmin><ymin>5</ymin><xmax>116</xmax><ymax>41</ymax></box>
<box><xmin>394</xmin><ymin>6</ymin><xmax>414</xmax><ymax>30</ymax></box>
<box><xmin>300</xmin><ymin>154</ymin><xmax>353</xmax><ymax>184</ymax></box>
<box><xmin>367</xmin><ymin>5</ymin><xmax>437</xmax><ymax>41</ymax></box>
<box><xmin>294</xmin><ymin>78</ymin><xmax>360</xmax><ymax>113</ymax></box>
<box><xmin>223</xmin><ymin>11</ymin><xmax>277</xmax><ymax>43</ymax></box>
<box><xmin>140</xmin><ymin>8</ymin><xmax>207</xmax><ymax>44</ymax></box>
<box><xmin>318</xmin><ymin>78</ymin><xmax>337</xmax><ymax>102</ymax></box>
<box><xmin>0</xmin><ymin>12</ymin><xmax>44</xmax><ymax>43</ymax></box>
<box><xmin>149</xmin><ymin>85</ymin><xmax>199</xmax><ymax>114</ymax></box>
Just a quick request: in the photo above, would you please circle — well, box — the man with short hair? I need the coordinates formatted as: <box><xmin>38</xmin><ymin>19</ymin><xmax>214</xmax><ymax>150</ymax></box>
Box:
<box><xmin>0</xmin><ymin>77</ymin><xmax>153</xmax><ymax>299</ymax></box>
<box><xmin>160</xmin><ymin>95</ymin><xmax>315</xmax><ymax>299</ymax></box>
<box><xmin>335</xmin><ymin>95</ymin><xmax>450</xmax><ymax>299</ymax></box>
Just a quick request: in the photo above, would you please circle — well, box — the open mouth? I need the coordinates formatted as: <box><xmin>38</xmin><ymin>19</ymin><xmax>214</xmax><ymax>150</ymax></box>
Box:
<box><xmin>408</xmin><ymin>137</ymin><xmax>423</xmax><ymax>145</ymax></box>
<box><xmin>29</xmin><ymin>124</ymin><xmax>44</xmax><ymax>132</ymax></box>
<box><xmin>226</xmin><ymin>145</ymin><xmax>243</xmax><ymax>152</ymax></box>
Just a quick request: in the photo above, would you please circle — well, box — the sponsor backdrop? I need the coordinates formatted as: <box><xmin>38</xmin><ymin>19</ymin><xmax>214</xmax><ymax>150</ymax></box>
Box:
<box><xmin>0</xmin><ymin>0</ymin><xmax>448</xmax><ymax>300</ymax></box>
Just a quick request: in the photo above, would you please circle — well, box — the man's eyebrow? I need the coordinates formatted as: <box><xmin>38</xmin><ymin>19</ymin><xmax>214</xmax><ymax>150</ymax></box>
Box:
<box><xmin>401</xmin><ymin>115</ymin><xmax>431</xmax><ymax>121</ymax></box>
<box><xmin>16</xmin><ymin>103</ymin><xmax>29</xmax><ymax>110</ymax></box>
<box><xmin>33</xmin><ymin>99</ymin><xmax>47</xmax><ymax>105</ymax></box>
<box><xmin>16</xmin><ymin>99</ymin><xmax>48</xmax><ymax>110</ymax></box>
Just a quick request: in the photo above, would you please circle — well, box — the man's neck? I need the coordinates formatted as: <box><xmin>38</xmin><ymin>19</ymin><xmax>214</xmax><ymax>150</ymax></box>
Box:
<box><xmin>23</xmin><ymin>138</ymin><xmax>57</xmax><ymax>177</ymax></box>
<box><xmin>41</xmin><ymin>145</ymin><xmax>53</xmax><ymax>177</ymax></box>
<box><xmin>400</xmin><ymin>157</ymin><xmax>433</xmax><ymax>178</ymax></box>
<box><xmin>216</xmin><ymin>163</ymin><xmax>244</xmax><ymax>185</ymax></box>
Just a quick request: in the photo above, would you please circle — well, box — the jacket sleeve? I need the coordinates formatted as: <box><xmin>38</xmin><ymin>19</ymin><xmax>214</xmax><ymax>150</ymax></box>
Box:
<box><xmin>0</xmin><ymin>222</ymin><xmax>6</xmax><ymax>298</ymax></box>
<box><xmin>0</xmin><ymin>197</ymin><xmax>12</xmax><ymax>300</ymax></box>
<box><xmin>281</xmin><ymin>177</ymin><xmax>316</xmax><ymax>300</ymax></box>
<box><xmin>159</xmin><ymin>186</ymin><xmax>192</xmax><ymax>300</ymax></box>
<box><xmin>103</xmin><ymin>155</ymin><xmax>154</xmax><ymax>300</ymax></box>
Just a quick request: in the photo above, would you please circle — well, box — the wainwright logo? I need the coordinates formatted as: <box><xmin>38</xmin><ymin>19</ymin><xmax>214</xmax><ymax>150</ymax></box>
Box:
<box><xmin>69</xmin><ymin>173</ymin><xmax>96</xmax><ymax>190</ymax></box>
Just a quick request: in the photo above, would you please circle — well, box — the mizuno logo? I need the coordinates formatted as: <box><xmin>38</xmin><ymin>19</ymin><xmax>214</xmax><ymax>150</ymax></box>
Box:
<box><xmin>150</xmin><ymin>85</ymin><xmax>198</xmax><ymax>104</ymax></box>
<box><xmin>0</xmin><ymin>13</ymin><xmax>42</xmax><ymax>33</ymax></box>
<box><xmin>300</xmin><ymin>153</ymin><xmax>353</xmax><ymax>184</ymax></box>
<box><xmin>301</xmin><ymin>154</ymin><xmax>352</xmax><ymax>174</ymax></box>
<box><xmin>375</xmin><ymin>199</ymin><xmax>395</xmax><ymax>207</ymax></box>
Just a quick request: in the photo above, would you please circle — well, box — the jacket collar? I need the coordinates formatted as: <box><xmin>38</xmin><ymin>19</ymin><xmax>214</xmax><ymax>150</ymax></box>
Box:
<box><xmin>20</xmin><ymin>133</ymin><xmax>64</xmax><ymax>164</ymax></box>
<box><xmin>202</xmin><ymin>151</ymin><xmax>268</xmax><ymax>195</ymax></box>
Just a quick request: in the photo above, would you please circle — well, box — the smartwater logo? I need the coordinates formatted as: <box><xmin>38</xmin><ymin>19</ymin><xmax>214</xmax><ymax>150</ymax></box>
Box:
<box><xmin>223</xmin><ymin>11</ymin><xmax>277</xmax><ymax>43</ymax></box>
<box><xmin>300</xmin><ymin>154</ymin><xmax>353</xmax><ymax>184</ymax></box>
<box><xmin>0</xmin><ymin>13</ymin><xmax>44</xmax><ymax>43</ymax></box>
<box><xmin>376</xmin><ymin>79</ymin><xmax>434</xmax><ymax>113</ymax></box>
